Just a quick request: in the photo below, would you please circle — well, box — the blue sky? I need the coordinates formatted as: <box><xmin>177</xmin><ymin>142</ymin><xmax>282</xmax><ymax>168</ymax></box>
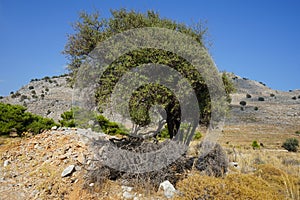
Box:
<box><xmin>0</xmin><ymin>0</ymin><xmax>299</xmax><ymax>96</ymax></box>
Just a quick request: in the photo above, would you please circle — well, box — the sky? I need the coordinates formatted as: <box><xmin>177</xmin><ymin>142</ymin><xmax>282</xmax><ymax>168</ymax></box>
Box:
<box><xmin>0</xmin><ymin>0</ymin><xmax>299</xmax><ymax>96</ymax></box>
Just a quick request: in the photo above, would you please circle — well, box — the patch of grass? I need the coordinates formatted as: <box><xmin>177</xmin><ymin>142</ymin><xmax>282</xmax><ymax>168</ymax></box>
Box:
<box><xmin>175</xmin><ymin>172</ymin><xmax>284</xmax><ymax>200</ymax></box>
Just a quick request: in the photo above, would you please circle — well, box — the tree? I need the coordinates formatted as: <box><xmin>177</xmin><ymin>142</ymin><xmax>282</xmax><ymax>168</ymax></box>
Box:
<box><xmin>0</xmin><ymin>103</ymin><xmax>57</xmax><ymax>135</ymax></box>
<box><xmin>64</xmin><ymin>9</ymin><xmax>234</xmax><ymax>139</ymax></box>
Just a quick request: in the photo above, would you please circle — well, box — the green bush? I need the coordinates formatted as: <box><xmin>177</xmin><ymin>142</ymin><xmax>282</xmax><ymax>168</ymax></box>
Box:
<box><xmin>28</xmin><ymin>86</ymin><xmax>34</xmax><ymax>90</ymax></box>
<box><xmin>282</xmin><ymin>138</ymin><xmax>299</xmax><ymax>152</ymax></box>
<box><xmin>258</xmin><ymin>97</ymin><xmax>265</xmax><ymax>101</ymax></box>
<box><xmin>0</xmin><ymin>103</ymin><xmax>57</xmax><ymax>136</ymax></box>
<box><xmin>59</xmin><ymin>109</ymin><xmax>128</xmax><ymax>135</ymax></box>
<box><xmin>239</xmin><ymin>101</ymin><xmax>247</xmax><ymax>106</ymax></box>
<box><xmin>254</xmin><ymin>106</ymin><xmax>259</xmax><ymax>111</ymax></box>
<box><xmin>292</xmin><ymin>96</ymin><xmax>297</xmax><ymax>100</ymax></box>
<box><xmin>246</xmin><ymin>94</ymin><xmax>252</xmax><ymax>98</ymax></box>
<box><xmin>295</xmin><ymin>131</ymin><xmax>300</xmax><ymax>135</ymax></box>
<box><xmin>252</xmin><ymin>140</ymin><xmax>260</xmax><ymax>149</ymax></box>
<box><xmin>193</xmin><ymin>131</ymin><xmax>202</xmax><ymax>140</ymax></box>
<box><xmin>96</xmin><ymin>115</ymin><xmax>128</xmax><ymax>136</ymax></box>
<box><xmin>270</xmin><ymin>93</ymin><xmax>275</xmax><ymax>97</ymax></box>
<box><xmin>59</xmin><ymin>109</ymin><xmax>76</xmax><ymax>127</ymax></box>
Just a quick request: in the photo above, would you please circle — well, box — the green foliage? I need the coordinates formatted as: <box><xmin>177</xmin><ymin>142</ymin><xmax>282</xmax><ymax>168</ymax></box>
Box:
<box><xmin>28</xmin><ymin>86</ymin><xmax>34</xmax><ymax>90</ymax></box>
<box><xmin>59</xmin><ymin>109</ymin><xmax>76</xmax><ymax>127</ymax></box>
<box><xmin>282</xmin><ymin>138</ymin><xmax>299</xmax><ymax>152</ymax></box>
<box><xmin>258</xmin><ymin>97</ymin><xmax>265</xmax><ymax>101</ymax></box>
<box><xmin>59</xmin><ymin>109</ymin><xmax>128</xmax><ymax>135</ymax></box>
<box><xmin>270</xmin><ymin>93</ymin><xmax>275</xmax><ymax>97</ymax></box>
<box><xmin>64</xmin><ymin>9</ymin><xmax>235</xmax><ymax>137</ymax></box>
<box><xmin>295</xmin><ymin>131</ymin><xmax>300</xmax><ymax>135</ymax></box>
<box><xmin>0</xmin><ymin>103</ymin><xmax>57</xmax><ymax>136</ymax></box>
<box><xmin>292</xmin><ymin>96</ymin><xmax>297</xmax><ymax>100</ymax></box>
<box><xmin>96</xmin><ymin>115</ymin><xmax>128</xmax><ymax>136</ymax></box>
<box><xmin>193</xmin><ymin>131</ymin><xmax>202</xmax><ymax>140</ymax></box>
<box><xmin>246</xmin><ymin>94</ymin><xmax>252</xmax><ymax>98</ymax></box>
<box><xmin>252</xmin><ymin>140</ymin><xmax>260</xmax><ymax>149</ymax></box>
<box><xmin>239</xmin><ymin>101</ymin><xmax>247</xmax><ymax>106</ymax></box>
<box><xmin>254</xmin><ymin>106</ymin><xmax>259</xmax><ymax>111</ymax></box>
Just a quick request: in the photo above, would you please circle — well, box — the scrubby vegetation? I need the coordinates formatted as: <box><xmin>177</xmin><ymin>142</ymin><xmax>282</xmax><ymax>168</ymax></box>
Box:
<box><xmin>0</xmin><ymin>103</ymin><xmax>57</xmax><ymax>136</ymax></box>
<box><xmin>258</xmin><ymin>97</ymin><xmax>265</xmax><ymax>101</ymax></box>
<box><xmin>282</xmin><ymin>138</ymin><xmax>299</xmax><ymax>152</ymax></box>
<box><xmin>251</xmin><ymin>140</ymin><xmax>260</xmax><ymax>149</ymax></box>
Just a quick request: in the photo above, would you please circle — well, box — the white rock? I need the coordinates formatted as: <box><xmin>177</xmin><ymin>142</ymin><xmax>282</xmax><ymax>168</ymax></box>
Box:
<box><xmin>61</xmin><ymin>165</ymin><xmax>75</xmax><ymax>177</ymax></box>
<box><xmin>229</xmin><ymin>162</ymin><xmax>239</xmax><ymax>167</ymax></box>
<box><xmin>89</xmin><ymin>183</ymin><xmax>94</xmax><ymax>187</ymax></box>
<box><xmin>122</xmin><ymin>186</ymin><xmax>133</xmax><ymax>192</ymax></box>
<box><xmin>3</xmin><ymin>160</ymin><xmax>10</xmax><ymax>167</ymax></box>
<box><xmin>123</xmin><ymin>191</ymin><xmax>135</xmax><ymax>199</ymax></box>
<box><xmin>159</xmin><ymin>180</ymin><xmax>177</xmax><ymax>199</ymax></box>
<box><xmin>51</xmin><ymin>126</ymin><xmax>58</xmax><ymax>130</ymax></box>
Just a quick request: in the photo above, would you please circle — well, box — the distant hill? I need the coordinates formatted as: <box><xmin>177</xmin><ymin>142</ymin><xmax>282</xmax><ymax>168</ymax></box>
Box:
<box><xmin>1</xmin><ymin>73</ymin><xmax>299</xmax><ymax>129</ymax></box>
<box><xmin>0</xmin><ymin>75</ymin><xmax>72</xmax><ymax>122</ymax></box>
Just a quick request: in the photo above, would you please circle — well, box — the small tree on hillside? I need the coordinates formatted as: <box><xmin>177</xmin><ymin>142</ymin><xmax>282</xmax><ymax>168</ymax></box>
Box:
<box><xmin>63</xmin><ymin>9</ymin><xmax>235</xmax><ymax>138</ymax></box>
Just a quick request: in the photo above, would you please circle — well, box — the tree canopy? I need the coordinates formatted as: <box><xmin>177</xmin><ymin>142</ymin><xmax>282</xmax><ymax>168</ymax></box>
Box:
<box><xmin>63</xmin><ymin>9</ymin><xmax>234</xmax><ymax>139</ymax></box>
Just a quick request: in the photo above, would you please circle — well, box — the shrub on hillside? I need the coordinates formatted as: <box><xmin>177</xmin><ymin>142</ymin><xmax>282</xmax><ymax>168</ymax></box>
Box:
<box><xmin>59</xmin><ymin>109</ymin><xmax>76</xmax><ymax>127</ymax></box>
<box><xmin>258</xmin><ymin>97</ymin><xmax>265</xmax><ymax>101</ymax></box>
<box><xmin>246</xmin><ymin>94</ymin><xmax>252</xmax><ymax>98</ymax></box>
<box><xmin>239</xmin><ymin>101</ymin><xmax>247</xmax><ymax>106</ymax></box>
<box><xmin>252</xmin><ymin>140</ymin><xmax>260</xmax><ymax>149</ymax></box>
<box><xmin>0</xmin><ymin>103</ymin><xmax>57</xmax><ymax>136</ymax></box>
<box><xmin>292</xmin><ymin>96</ymin><xmax>297</xmax><ymax>100</ymax></box>
<box><xmin>282</xmin><ymin>138</ymin><xmax>299</xmax><ymax>152</ymax></box>
<box><xmin>96</xmin><ymin>115</ymin><xmax>128</xmax><ymax>135</ymax></box>
<box><xmin>28</xmin><ymin>86</ymin><xmax>34</xmax><ymax>90</ymax></box>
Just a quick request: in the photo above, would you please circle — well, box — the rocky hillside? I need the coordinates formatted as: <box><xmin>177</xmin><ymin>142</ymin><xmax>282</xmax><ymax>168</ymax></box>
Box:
<box><xmin>0</xmin><ymin>75</ymin><xmax>72</xmax><ymax>122</ymax></box>
<box><xmin>1</xmin><ymin>73</ymin><xmax>299</xmax><ymax>129</ymax></box>
<box><xmin>227</xmin><ymin>73</ymin><xmax>300</xmax><ymax>128</ymax></box>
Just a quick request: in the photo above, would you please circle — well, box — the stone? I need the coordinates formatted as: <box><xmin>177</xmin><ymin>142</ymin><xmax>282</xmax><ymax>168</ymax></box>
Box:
<box><xmin>122</xmin><ymin>186</ymin><xmax>133</xmax><ymax>192</ymax></box>
<box><xmin>77</xmin><ymin>153</ymin><xmax>86</xmax><ymax>164</ymax></box>
<box><xmin>123</xmin><ymin>191</ymin><xmax>135</xmax><ymax>199</ymax></box>
<box><xmin>159</xmin><ymin>180</ymin><xmax>177</xmax><ymax>199</ymax></box>
<box><xmin>61</xmin><ymin>165</ymin><xmax>75</xmax><ymax>177</ymax></box>
<box><xmin>89</xmin><ymin>183</ymin><xmax>94</xmax><ymax>187</ymax></box>
<box><xmin>75</xmin><ymin>165</ymin><xmax>81</xmax><ymax>171</ymax></box>
<box><xmin>3</xmin><ymin>160</ymin><xmax>10</xmax><ymax>167</ymax></box>
<box><xmin>229</xmin><ymin>162</ymin><xmax>239</xmax><ymax>168</ymax></box>
<box><xmin>51</xmin><ymin>126</ymin><xmax>58</xmax><ymax>130</ymax></box>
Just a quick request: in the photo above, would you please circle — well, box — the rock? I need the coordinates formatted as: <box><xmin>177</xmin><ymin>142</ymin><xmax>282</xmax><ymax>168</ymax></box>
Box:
<box><xmin>58</xmin><ymin>155</ymin><xmax>67</xmax><ymax>160</ymax></box>
<box><xmin>89</xmin><ymin>183</ymin><xmax>94</xmax><ymax>187</ymax></box>
<box><xmin>229</xmin><ymin>162</ymin><xmax>239</xmax><ymax>168</ymax></box>
<box><xmin>123</xmin><ymin>191</ymin><xmax>135</xmax><ymax>199</ymax></box>
<box><xmin>77</xmin><ymin>153</ymin><xmax>86</xmax><ymax>164</ymax></box>
<box><xmin>3</xmin><ymin>160</ymin><xmax>10</xmax><ymax>167</ymax></box>
<box><xmin>51</xmin><ymin>126</ymin><xmax>58</xmax><ymax>130</ymax></box>
<box><xmin>75</xmin><ymin>165</ymin><xmax>81</xmax><ymax>171</ymax></box>
<box><xmin>159</xmin><ymin>180</ymin><xmax>177</xmax><ymax>199</ymax></box>
<box><xmin>61</xmin><ymin>165</ymin><xmax>75</xmax><ymax>177</ymax></box>
<box><xmin>122</xmin><ymin>186</ymin><xmax>133</xmax><ymax>192</ymax></box>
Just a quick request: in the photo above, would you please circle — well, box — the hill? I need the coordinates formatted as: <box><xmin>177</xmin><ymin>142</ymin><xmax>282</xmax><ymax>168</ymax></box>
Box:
<box><xmin>0</xmin><ymin>73</ymin><xmax>300</xmax><ymax>199</ymax></box>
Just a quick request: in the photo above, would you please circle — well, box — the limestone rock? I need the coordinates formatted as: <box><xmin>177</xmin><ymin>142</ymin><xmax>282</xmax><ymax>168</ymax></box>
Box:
<box><xmin>61</xmin><ymin>165</ymin><xmax>75</xmax><ymax>177</ymax></box>
<box><xmin>159</xmin><ymin>180</ymin><xmax>177</xmax><ymax>199</ymax></box>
